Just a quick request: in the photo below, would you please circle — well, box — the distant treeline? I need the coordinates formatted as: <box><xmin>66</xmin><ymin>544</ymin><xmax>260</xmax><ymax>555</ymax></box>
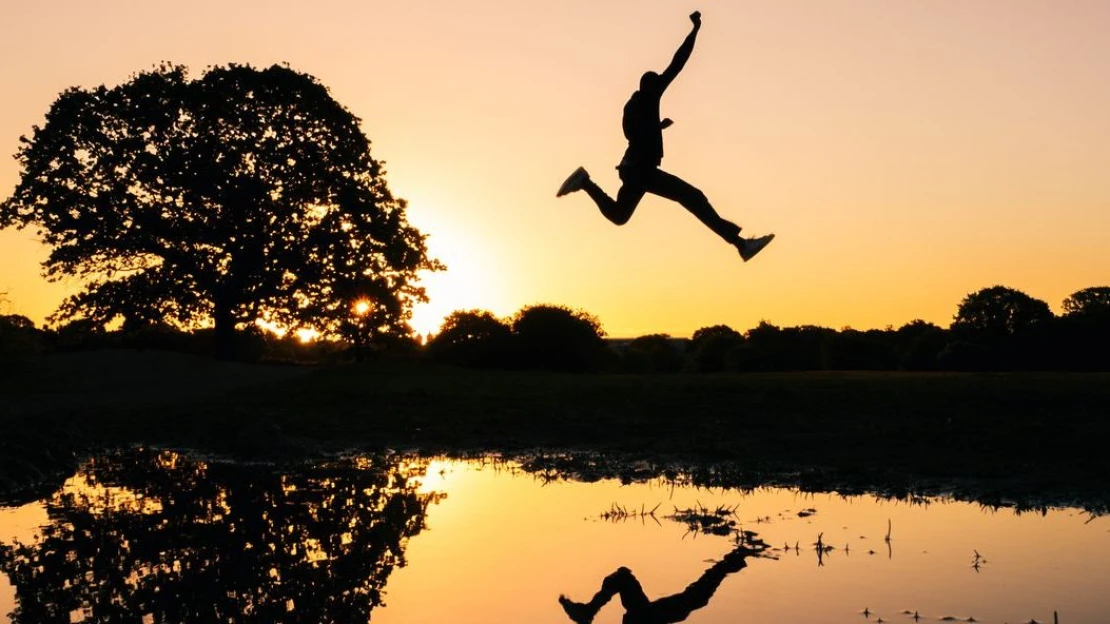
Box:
<box><xmin>426</xmin><ymin>285</ymin><xmax>1110</xmax><ymax>373</ymax></box>
<box><xmin>2</xmin><ymin>285</ymin><xmax>1108</xmax><ymax>372</ymax></box>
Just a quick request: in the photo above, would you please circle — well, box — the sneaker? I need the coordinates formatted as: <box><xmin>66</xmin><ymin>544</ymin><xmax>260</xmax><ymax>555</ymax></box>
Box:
<box><xmin>557</xmin><ymin>167</ymin><xmax>590</xmax><ymax>197</ymax></box>
<box><xmin>738</xmin><ymin>234</ymin><xmax>775</xmax><ymax>262</ymax></box>
<box><xmin>558</xmin><ymin>595</ymin><xmax>595</xmax><ymax>624</ymax></box>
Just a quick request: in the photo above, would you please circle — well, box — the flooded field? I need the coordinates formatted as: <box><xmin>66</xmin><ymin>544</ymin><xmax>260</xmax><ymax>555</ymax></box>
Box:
<box><xmin>2</xmin><ymin>449</ymin><xmax>1107</xmax><ymax>623</ymax></box>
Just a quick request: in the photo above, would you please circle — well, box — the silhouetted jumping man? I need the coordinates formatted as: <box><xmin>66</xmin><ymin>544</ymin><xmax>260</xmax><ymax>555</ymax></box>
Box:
<box><xmin>558</xmin><ymin>543</ymin><xmax>762</xmax><ymax>624</ymax></box>
<box><xmin>557</xmin><ymin>11</ymin><xmax>775</xmax><ymax>262</ymax></box>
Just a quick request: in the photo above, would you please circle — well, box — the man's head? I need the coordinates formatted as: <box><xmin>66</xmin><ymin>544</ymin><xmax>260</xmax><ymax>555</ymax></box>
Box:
<box><xmin>639</xmin><ymin>71</ymin><xmax>661</xmax><ymax>92</ymax></box>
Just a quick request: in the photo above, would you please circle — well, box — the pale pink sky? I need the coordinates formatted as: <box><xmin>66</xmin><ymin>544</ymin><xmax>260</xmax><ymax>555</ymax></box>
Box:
<box><xmin>2</xmin><ymin>1</ymin><xmax>1108</xmax><ymax>336</ymax></box>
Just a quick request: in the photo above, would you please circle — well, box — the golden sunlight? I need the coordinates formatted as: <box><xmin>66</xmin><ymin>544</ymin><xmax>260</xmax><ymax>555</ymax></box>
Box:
<box><xmin>295</xmin><ymin>328</ymin><xmax>318</xmax><ymax>344</ymax></box>
<box><xmin>406</xmin><ymin>228</ymin><xmax>508</xmax><ymax>338</ymax></box>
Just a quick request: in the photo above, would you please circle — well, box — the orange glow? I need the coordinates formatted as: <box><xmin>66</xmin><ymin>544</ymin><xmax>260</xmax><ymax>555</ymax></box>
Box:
<box><xmin>2</xmin><ymin>2</ymin><xmax>1109</xmax><ymax>337</ymax></box>
<box><xmin>352</xmin><ymin>299</ymin><xmax>371</xmax><ymax>317</ymax></box>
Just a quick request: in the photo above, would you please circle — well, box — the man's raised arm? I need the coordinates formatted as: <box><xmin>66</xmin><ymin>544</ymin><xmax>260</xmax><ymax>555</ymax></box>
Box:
<box><xmin>659</xmin><ymin>11</ymin><xmax>702</xmax><ymax>91</ymax></box>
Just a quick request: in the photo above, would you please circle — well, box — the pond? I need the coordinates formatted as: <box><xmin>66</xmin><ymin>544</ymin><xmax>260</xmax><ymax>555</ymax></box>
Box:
<box><xmin>1</xmin><ymin>449</ymin><xmax>1107</xmax><ymax>623</ymax></box>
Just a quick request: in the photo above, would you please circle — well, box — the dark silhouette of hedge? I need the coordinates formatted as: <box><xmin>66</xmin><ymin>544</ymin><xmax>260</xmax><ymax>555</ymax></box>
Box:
<box><xmin>620</xmin><ymin>334</ymin><xmax>684</xmax><ymax>373</ymax></box>
<box><xmin>893</xmin><ymin>320</ymin><xmax>948</xmax><ymax>371</ymax></box>
<box><xmin>821</xmin><ymin>328</ymin><xmax>898</xmax><ymax>371</ymax></box>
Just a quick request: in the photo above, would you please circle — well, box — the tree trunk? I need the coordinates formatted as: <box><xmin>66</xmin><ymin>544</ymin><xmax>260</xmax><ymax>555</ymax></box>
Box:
<box><xmin>213</xmin><ymin>300</ymin><xmax>237</xmax><ymax>361</ymax></box>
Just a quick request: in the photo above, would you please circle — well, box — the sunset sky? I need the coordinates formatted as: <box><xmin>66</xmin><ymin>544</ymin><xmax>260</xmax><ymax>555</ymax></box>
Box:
<box><xmin>2</xmin><ymin>1</ymin><xmax>1108</xmax><ymax>338</ymax></box>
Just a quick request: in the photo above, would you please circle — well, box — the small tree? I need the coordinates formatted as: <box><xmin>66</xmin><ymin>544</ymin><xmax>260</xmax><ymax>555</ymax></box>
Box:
<box><xmin>511</xmin><ymin>304</ymin><xmax>605</xmax><ymax>372</ymax></box>
<box><xmin>687</xmin><ymin>325</ymin><xmax>743</xmax><ymax>372</ymax></box>
<box><xmin>745</xmin><ymin>322</ymin><xmax>830</xmax><ymax>371</ymax></box>
<box><xmin>951</xmin><ymin>286</ymin><xmax>1053</xmax><ymax>341</ymax></box>
<box><xmin>895</xmin><ymin>319</ymin><xmax>948</xmax><ymax>371</ymax></box>
<box><xmin>1063</xmin><ymin>286</ymin><xmax>1110</xmax><ymax>317</ymax></box>
<box><xmin>950</xmin><ymin>286</ymin><xmax>1055</xmax><ymax>369</ymax></box>
<box><xmin>0</xmin><ymin>314</ymin><xmax>44</xmax><ymax>359</ymax></box>
<box><xmin>1058</xmin><ymin>286</ymin><xmax>1110</xmax><ymax>370</ymax></box>
<box><xmin>427</xmin><ymin>310</ymin><xmax>512</xmax><ymax>368</ymax></box>
<box><xmin>0</xmin><ymin>63</ymin><xmax>440</xmax><ymax>359</ymax></box>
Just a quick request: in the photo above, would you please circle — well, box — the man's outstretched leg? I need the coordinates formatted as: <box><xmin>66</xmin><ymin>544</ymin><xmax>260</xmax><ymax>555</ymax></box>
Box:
<box><xmin>649</xmin><ymin>545</ymin><xmax>756</xmax><ymax>621</ymax></box>
<box><xmin>647</xmin><ymin>169</ymin><xmax>775</xmax><ymax>261</ymax></box>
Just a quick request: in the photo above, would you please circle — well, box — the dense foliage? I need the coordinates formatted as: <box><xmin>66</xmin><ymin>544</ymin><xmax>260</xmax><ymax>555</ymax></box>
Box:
<box><xmin>0</xmin><ymin>63</ymin><xmax>439</xmax><ymax>358</ymax></box>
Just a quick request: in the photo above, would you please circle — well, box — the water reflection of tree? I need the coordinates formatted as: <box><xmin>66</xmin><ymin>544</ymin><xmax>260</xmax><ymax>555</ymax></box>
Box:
<box><xmin>0</xmin><ymin>449</ymin><xmax>442</xmax><ymax>623</ymax></box>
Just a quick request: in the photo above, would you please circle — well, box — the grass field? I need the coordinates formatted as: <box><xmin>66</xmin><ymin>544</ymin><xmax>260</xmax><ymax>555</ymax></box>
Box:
<box><xmin>3</xmin><ymin>349</ymin><xmax>1109</xmax><ymax>508</ymax></box>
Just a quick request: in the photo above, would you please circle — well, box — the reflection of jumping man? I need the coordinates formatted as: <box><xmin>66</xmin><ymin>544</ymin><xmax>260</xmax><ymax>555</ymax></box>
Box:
<box><xmin>558</xmin><ymin>545</ymin><xmax>760</xmax><ymax>624</ymax></box>
<box><xmin>557</xmin><ymin>11</ymin><xmax>774</xmax><ymax>262</ymax></box>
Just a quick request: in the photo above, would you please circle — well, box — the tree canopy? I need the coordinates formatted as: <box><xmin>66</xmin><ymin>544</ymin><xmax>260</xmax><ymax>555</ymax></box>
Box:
<box><xmin>511</xmin><ymin>304</ymin><xmax>606</xmax><ymax>371</ymax></box>
<box><xmin>0</xmin><ymin>63</ymin><xmax>440</xmax><ymax>357</ymax></box>
<box><xmin>1063</xmin><ymin>286</ymin><xmax>1110</xmax><ymax>317</ymax></box>
<box><xmin>426</xmin><ymin>309</ymin><xmax>513</xmax><ymax>368</ymax></box>
<box><xmin>951</xmin><ymin>285</ymin><xmax>1053</xmax><ymax>341</ymax></box>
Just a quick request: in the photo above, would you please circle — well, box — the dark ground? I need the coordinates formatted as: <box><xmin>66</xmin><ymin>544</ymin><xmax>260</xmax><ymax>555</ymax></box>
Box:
<box><xmin>2</xmin><ymin>350</ymin><xmax>1108</xmax><ymax>510</ymax></box>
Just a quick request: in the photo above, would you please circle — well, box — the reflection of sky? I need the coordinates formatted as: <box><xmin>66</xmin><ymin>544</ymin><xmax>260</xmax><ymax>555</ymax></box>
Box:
<box><xmin>378</xmin><ymin>461</ymin><xmax>1110</xmax><ymax>624</ymax></box>
<box><xmin>4</xmin><ymin>459</ymin><xmax>1109</xmax><ymax>624</ymax></box>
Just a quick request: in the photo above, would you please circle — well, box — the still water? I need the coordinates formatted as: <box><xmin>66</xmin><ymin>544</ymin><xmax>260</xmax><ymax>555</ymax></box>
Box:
<box><xmin>1</xmin><ymin>449</ymin><xmax>1107</xmax><ymax>623</ymax></box>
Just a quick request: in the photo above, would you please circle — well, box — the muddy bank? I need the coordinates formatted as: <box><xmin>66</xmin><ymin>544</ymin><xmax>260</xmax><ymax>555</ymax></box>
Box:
<box><xmin>3</xmin><ymin>351</ymin><xmax>1109</xmax><ymax>511</ymax></box>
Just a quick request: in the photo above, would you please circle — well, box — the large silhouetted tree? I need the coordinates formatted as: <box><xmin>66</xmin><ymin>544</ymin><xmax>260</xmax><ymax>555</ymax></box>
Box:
<box><xmin>0</xmin><ymin>63</ymin><xmax>439</xmax><ymax>358</ymax></box>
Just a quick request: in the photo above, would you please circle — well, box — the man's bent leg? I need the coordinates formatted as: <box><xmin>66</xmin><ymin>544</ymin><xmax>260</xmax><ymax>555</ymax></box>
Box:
<box><xmin>581</xmin><ymin>177</ymin><xmax>645</xmax><ymax>227</ymax></box>
<box><xmin>559</xmin><ymin>567</ymin><xmax>650</xmax><ymax>623</ymax></box>
<box><xmin>646</xmin><ymin>169</ymin><xmax>742</xmax><ymax>244</ymax></box>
